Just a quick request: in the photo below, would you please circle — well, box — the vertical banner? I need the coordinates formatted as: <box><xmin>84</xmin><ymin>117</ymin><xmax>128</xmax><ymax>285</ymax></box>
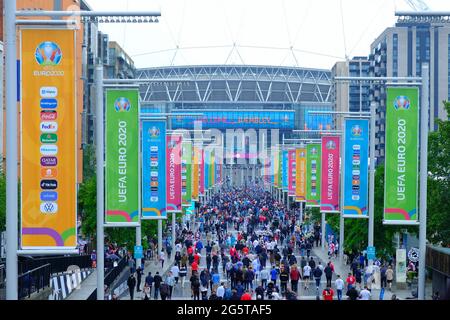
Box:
<box><xmin>105</xmin><ymin>89</ymin><xmax>140</xmax><ymax>224</ymax></box>
<box><xmin>273</xmin><ymin>150</ymin><xmax>278</xmax><ymax>187</ymax></box>
<box><xmin>209</xmin><ymin>150</ymin><xmax>215</xmax><ymax>188</ymax></box>
<box><xmin>204</xmin><ymin>150</ymin><xmax>210</xmax><ymax>191</ymax></box>
<box><xmin>343</xmin><ymin>119</ymin><xmax>369</xmax><ymax>218</ymax></box>
<box><xmin>384</xmin><ymin>88</ymin><xmax>419</xmax><ymax>224</ymax></box>
<box><xmin>396</xmin><ymin>249</ymin><xmax>407</xmax><ymax>283</ymax></box>
<box><xmin>277</xmin><ymin>149</ymin><xmax>282</xmax><ymax>188</ymax></box>
<box><xmin>21</xmin><ymin>28</ymin><xmax>77</xmax><ymax>249</ymax></box>
<box><xmin>142</xmin><ymin>120</ymin><xmax>167</xmax><ymax>219</ymax></box>
<box><xmin>320</xmin><ymin>136</ymin><xmax>341</xmax><ymax>213</ymax></box>
<box><xmin>199</xmin><ymin>147</ymin><xmax>205</xmax><ymax>195</ymax></box>
<box><xmin>306</xmin><ymin>144</ymin><xmax>321</xmax><ymax>207</ymax></box>
<box><xmin>166</xmin><ymin>134</ymin><xmax>182</xmax><ymax>213</ymax></box>
<box><xmin>282</xmin><ymin>150</ymin><xmax>289</xmax><ymax>192</ymax></box>
<box><xmin>295</xmin><ymin>148</ymin><xmax>307</xmax><ymax>202</ymax></box>
<box><xmin>182</xmin><ymin>141</ymin><xmax>192</xmax><ymax>206</ymax></box>
<box><xmin>288</xmin><ymin>149</ymin><xmax>296</xmax><ymax>196</ymax></box>
<box><xmin>192</xmin><ymin>145</ymin><xmax>200</xmax><ymax>201</ymax></box>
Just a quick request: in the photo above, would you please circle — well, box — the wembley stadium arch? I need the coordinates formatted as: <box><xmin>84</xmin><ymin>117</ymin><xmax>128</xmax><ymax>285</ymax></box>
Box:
<box><xmin>136</xmin><ymin>65</ymin><xmax>334</xmax><ymax>186</ymax></box>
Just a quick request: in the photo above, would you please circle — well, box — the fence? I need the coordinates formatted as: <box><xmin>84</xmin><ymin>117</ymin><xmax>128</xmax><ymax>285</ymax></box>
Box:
<box><xmin>18</xmin><ymin>263</ymin><xmax>51</xmax><ymax>299</ymax></box>
<box><xmin>0</xmin><ymin>264</ymin><xmax>5</xmax><ymax>300</ymax></box>
<box><xmin>19</xmin><ymin>255</ymin><xmax>91</xmax><ymax>275</ymax></box>
<box><xmin>87</xmin><ymin>257</ymin><xmax>128</xmax><ymax>300</ymax></box>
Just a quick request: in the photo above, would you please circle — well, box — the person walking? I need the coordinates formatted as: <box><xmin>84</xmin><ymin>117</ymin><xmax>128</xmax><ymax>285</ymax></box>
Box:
<box><xmin>171</xmin><ymin>264</ymin><xmax>180</xmax><ymax>285</ymax></box>
<box><xmin>217</xmin><ymin>282</ymin><xmax>225</xmax><ymax>300</ymax></box>
<box><xmin>322</xmin><ymin>287</ymin><xmax>334</xmax><ymax>301</ymax></box>
<box><xmin>359</xmin><ymin>286</ymin><xmax>371</xmax><ymax>300</ymax></box>
<box><xmin>153</xmin><ymin>272</ymin><xmax>163</xmax><ymax>300</ymax></box>
<box><xmin>279</xmin><ymin>265</ymin><xmax>289</xmax><ymax>295</ymax></box>
<box><xmin>346</xmin><ymin>272</ymin><xmax>356</xmax><ymax>290</ymax></box>
<box><xmin>335</xmin><ymin>275</ymin><xmax>344</xmax><ymax>301</ymax></box>
<box><xmin>324</xmin><ymin>262</ymin><xmax>333</xmax><ymax>288</ymax></box>
<box><xmin>190</xmin><ymin>272</ymin><xmax>200</xmax><ymax>300</ymax></box>
<box><xmin>127</xmin><ymin>274</ymin><xmax>136</xmax><ymax>300</ymax></box>
<box><xmin>160</xmin><ymin>281</ymin><xmax>170</xmax><ymax>301</ymax></box>
<box><xmin>303</xmin><ymin>263</ymin><xmax>312</xmax><ymax>290</ymax></box>
<box><xmin>386</xmin><ymin>265</ymin><xmax>394</xmax><ymax>291</ymax></box>
<box><xmin>290</xmin><ymin>264</ymin><xmax>301</xmax><ymax>293</ymax></box>
<box><xmin>159</xmin><ymin>249</ymin><xmax>166</xmax><ymax>269</ymax></box>
<box><xmin>136</xmin><ymin>266</ymin><xmax>143</xmax><ymax>292</ymax></box>
<box><xmin>179</xmin><ymin>263</ymin><xmax>187</xmax><ymax>288</ymax></box>
<box><xmin>260</xmin><ymin>266</ymin><xmax>269</xmax><ymax>289</ymax></box>
<box><xmin>166</xmin><ymin>271</ymin><xmax>175</xmax><ymax>300</ymax></box>
<box><xmin>145</xmin><ymin>272</ymin><xmax>154</xmax><ymax>298</ymax></box>
<box><xmin>313</xmin><ymin>265</ymin><xmax>323</xmax><ymax>292</ymax></box>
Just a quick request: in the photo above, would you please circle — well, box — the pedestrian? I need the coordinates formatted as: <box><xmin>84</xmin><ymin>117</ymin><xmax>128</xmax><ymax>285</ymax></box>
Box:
<box><xmin>171</xmin><ymin>264</ymin><xmax>180</xmax><ymax>284</ymax></box>
<box><xmin>346</xmin><ymin>286</ymin><xmax>358</xmax><ymax>300</ymax></box>
<box><xmin>324</xmin><ymin>262</ymin><xmax>333</xmax><ymax>288</ymax></box>
<box><xmin>380</xmin><ymin>264</ymin><xmax>387</xmax><ymax>289</ymax></box>
<box><xmin>145</xmin><ymin>272</ymin><xmax>154</xmax><ymax>297</ymax></box>
<box><xmin>127</xmin><ymin>273</ymin><xmax>136</xmax><ymax>300</ymax></box>
<box><xmin>335</xmin><ymin>275</ymin><xmax>344</xmax><ymax>301</ymax></box>
<box><xmin>279</xmin><ymin>265</ymin><xmax>289</xmax><ymax>294</ymax></box>
<box><xmin>290</xmin><ymin>264</ymin><xmax>301</xmax><ymax>292</ymax></box>
<box><xmin>241</xmin><ymin>290</ymin><xmax>252</xmax><ymax>300</ymax></box>
<box><xmin>141</xmin><ymin>283</ymin><xmax>151</xmax><ymax>300</ymax></box>
<box><xmin>136</xmin><ymin>266</ymin><xmax>143</xmax><ymax>292</ymax></box>
<box><xmin>160</xmin><ymin>281</ymin><xmax>170</xmax><ymax>300</ymax></box>
<box><xmin>322</xmin><ymin>287</ymin><xmax>334</xmax><ymax>301</ymax></box>
<box><xmin>159</xmin><ymin>249</ymin><xmax>165</xmax><ymax>269</ymax></box>
<box><xmin>358</xmin><ymin>286</ymin><xmax>371</xmax><ymax>300</ymax></box>
<box><xmin>386</xmin><ymin>265</ymin><xmax>394</xmax><ymax>291</ymax></box>
<box><xmin>190</xmin><ymin>272</ymin><xmax>200</xmax><ymax>300</ymax></box>
<box><xmin>303</xmin><ymin>263</ymin><xmax>312</xmax><ymax>290</ymax></box>
<box><xmin>179</xmin><ymin>263</ymin><xmax>187</xmax><ymax>288</ymax></box>
<box><xmin>313</xmin><ymin>265</ymin><xmax>323</xmax><ymax>291</ymax></box>
<box><xmin>217</xmin><ymin>282</ymin><xmax>225</xmax><ymax>300</ymax></box>
<box><xmin>166</xmin><ymin>271</ymin><xmax>175</xmax><ymax>299</ymax></box>
<box><xmin>153</xmin><ymin>272</ymin><xmax>163</xmax><ymax>300</ymax></box>
<box><xmin>260</xmin><ymin>266</ymin><xmax>269</xmax><ymax>288</ymax></box>
<box><xmin>270</xmin><ymin>266</ymin><xmax>278</xmax><ymax>285</ymax></box>
<box><xmin>346</xmin><ymin>272</ymin><xmax>356</xmax><ymax>290</ymax></box>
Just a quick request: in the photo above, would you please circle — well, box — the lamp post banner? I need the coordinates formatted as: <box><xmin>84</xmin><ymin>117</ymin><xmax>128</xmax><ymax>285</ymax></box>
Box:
<box><xmin>306</xmin><ymin>144</ymin><xmax>321</xmax><ymax>207</ymax></box>
<box><xmin>182</xmin><ymin>141</ymin><xmax>192</xmax><ymax>206</ymax></box>
<box><xmin>166</xmin><ymin>134</ymin><xmax>182</xmax><ymax>213</ymax></box>
<box><xmin>343</xmin><ymin>119</ymin><xmax>369</xmax><ymax>217</ymax></box>
<box><xmin>295</xmin><ymin>148</ymin><xmax>306</xmax><ymax>202</ymax></box>
<box><xmin>142</xmin><ymin>120</ymin><xmax>167</xmax><ymax>219</ymax></box>
<box><xmin>288</xmin><ymin>149</ymin><xmax>296</xmax><ymax>196</ymax></box>
<box><xmin>105</xmin><ymin>89</ymin><xmax>140</xmax><ymax>224</ymax></box>
<box><xmin>384</xmin><ymin>87</ymin><xmax>419</xmax><ymax>224</ymax></box>
<box><xmin>320</xmin><ymin>136</ymin><xmax>340</xmax><ymax>213</ymax></box>
<box><xmin>192</xmin><ymin>145</ymin><xmax>200</xmax><ymax>201</ymax></box>
<box><xmin>20</xmin><ymin>28</ymin><xmax>77</xmax><ymax>249</ymax></box>
<box><xmin>282</xmin><ymin>150</ymin><xmax>289</xmax><ymax>192</ymax></box>
<box><xmin>199</xmin><ymin>147</ymin><xmax>205</xmax><ymax>195</ymax></box>
<box><xmin>278</xmin><ymin>149</ymin><xmax>282</xmax><ymax>188</ymax></box>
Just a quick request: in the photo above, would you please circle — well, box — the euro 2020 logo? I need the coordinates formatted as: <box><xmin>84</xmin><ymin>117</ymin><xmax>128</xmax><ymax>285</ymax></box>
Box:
<box><xmin>35</xmin><ymin>42</ymin><xmax>62</xmax><ymax>66</ymax></box>
<box><xmin>394</xmin><ymin>96</ymin><xmax>410</xmax><ymax>111</ymax></box>
<box><xmin>114</xmin><ymin>97</ymin><xmax>131</xmax><ymax>112</ymax></box>
<box><xmin>351</xmin><ymin>125</ymin><xmax>362</xmax><ymax>137</ymax></box>
<box><xmin>326</xmin><ymin>140</ymin><xmax>336</xmax><ymax>150</ymax></box>
<box><xmin>149</xmin><ymin>126</ymin><xmax>160</xmax><ymax>138</ymax></box>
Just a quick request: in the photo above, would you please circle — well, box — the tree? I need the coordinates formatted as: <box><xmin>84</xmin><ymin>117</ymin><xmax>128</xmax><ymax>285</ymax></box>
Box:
<box><xmin>427</xmin><ymin>101</ymin><xmax>450</xmax><ymax>246</ymax></box>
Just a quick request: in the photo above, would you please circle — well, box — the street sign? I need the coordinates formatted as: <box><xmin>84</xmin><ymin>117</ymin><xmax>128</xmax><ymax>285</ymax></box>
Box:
<box><xmin>367</xmin><ymin>246</ymin><xmax>376</xmax><ymax>260</ymax></box>
<box><xmin>408</xmin><ymin>247</ymin><xmax>419</xmax><ymax>262</ymax></box>
<box><xmin>134</xmin><ymin>245</ymin><xmax>143</xmax><ymax>259</ymax></box>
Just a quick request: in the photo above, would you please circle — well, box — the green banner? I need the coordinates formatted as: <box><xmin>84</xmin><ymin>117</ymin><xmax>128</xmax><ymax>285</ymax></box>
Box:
<box><xmin>306</xmin><ymin>143</ymin><xmax>321</xmax><ymax>207</ymax></box>
<box><xmin>182</xmin><ymin>141</ymin><xmax>192</xmax><ymax>206</ymax></box>
<box><xmin>105</xmin><ymin>89</ymin><xmax>140</xmax><ymax>223</ymax></box>
<box><xmin>384</xmin><ymin>87</ymin><xmax>419</xmax><ymax>224</ymax></box>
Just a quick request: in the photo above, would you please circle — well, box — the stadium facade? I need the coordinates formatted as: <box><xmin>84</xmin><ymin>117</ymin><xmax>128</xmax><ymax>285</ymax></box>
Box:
<box><xmin>136</xmin><ymin>65</ymin><xmax>333</xmax><ymax>184</ymax></box>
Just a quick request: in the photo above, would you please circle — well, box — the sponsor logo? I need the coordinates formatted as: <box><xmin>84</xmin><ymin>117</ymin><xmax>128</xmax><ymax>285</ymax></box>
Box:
<box><xmin>353</xmin><ymin>144</ymin><xmax>361</xmax><ymax>150</ymax></box>
<box><xmin>40</xmin><ymin>87</ymin><xmax>58</xmax><ymax>98</ymax></box>
<box><xmin>41</xmin><ymin>168</ymin><xmax>57</xmax><ymax>178</ymax></box>
<box><xmin>40</xmin><ymin>202</ymin><xmax>58</xmax><ymax>214</ymax></box>
<box><xmin>150</xmin><ymin>146</ymin><xmax>158</xmax><ymax>152</ymax></box>
<box><xmin>40</xmin><ymin>133</ymin><xmax>57</xmax><ymax>144</ymax></box>
<box><xmin>352</xmin><ymin>195</ymin><xmax>360</xmax><ymax>200</ymax></box>
<box><xmin>40</xmin><ymin>180</ymin><xmax>58</xmax><ymax>190</ymax></box>
<box><xmin>150</xmin><ymin>197</ymin><xmax>158</xmax><ymax>202</ymax></box>
<box><xmin>352</xmin><ymin>160</ymin><xmax>360</xmax><ymax>165</ymax></box>
<box><xmin>310</xmin><ymin>147</ymin><xmax>318</xmax><ymax>155</ymax></box>
<box><xmin>114</xmin><ymin>97</ymin><xmax>131</xmax><ymax>112</ymax></box>
<box><xmin>40</xmin><ymin>145</ymin><xmax>58</xmax><ymax>156</ymax></box>
<box><xmin>351</xmin><ymin>125</ymin><xmax>363</xmax><ymax>137</ymax></box>
<box><xmin>40</xmin><ymin>191</ymin><xmax>58</xmax><ymax>202</ymax></box>
<box><xmin>150</xmin><ymin>181</ymin><xmax>158</xmax><ymax>187</ymax></box>
<box><xmin>40</xmin><ymin>157</ymin><xmax>57</xmax><ymax>166</ymax></box>
<box><xmin>40</xmin><ymin>99</ymin><xmax>58</xmax><ymax>109</ymax></box>
<box><xmin>394</xmin><ymin>96</ymin><xmax>410</xmax><ymax>110</ymax></box>
<box><xmin>35</xmin><ymin>41</ymin><xmax>62</xmax><ymax>66</ymax></box>
<box><xmin>150</xmin><ymin>161</ymin><xmax>158</xmax><ymax>167</ymax></box>
<box><xmin>151</xmin><ymin>177</ymin><xmax>158</xmax><ymax>182</ymax></box>
<box><xmin>40</xmin><ymin>122</ymin><xmax>58</xmax><ymax>133</ymax></box>
<box><xmin>150</xmin><ymin>171</ymin><xmax>158</xmax><ymax>177</ymax></box>
<box><xmin>40</xmin><ymin>110</ymin><xmax>57</xmax><ymax>121</ymax></box>
<box><xmin>352</xmin><ymin>170</ymin><xmax>360</xmax><ymax>175</ymax></box>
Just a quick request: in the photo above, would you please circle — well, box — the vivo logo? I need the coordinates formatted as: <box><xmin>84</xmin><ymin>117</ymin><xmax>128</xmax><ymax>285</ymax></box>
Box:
<box><xmin>40</xmin><ymin>157</ymin><xmax>57</xmax><ymax>166</ymax></box>
<box><xmin>40</xmin><ymin>145</ymin><xmax>58</xmax><ymax>156</ymax></box>
<box><xmin>40</xmin><ymin>191</ymin><xmax>58</xmax><ymax>202</ymax></box>
<box><xmin>40</xmin><ymin>122</ymin><xmax>58</xmax><ymax>133</ymax></box>
<box><xmin>40</xmin><ymin>87</ymin><xmax>58</xmax><ymax>98</ymax></box>
<box><xmin>40</xmin><ymin>202</ymin><xmax>58</xmax><ymax>214</ymax></box>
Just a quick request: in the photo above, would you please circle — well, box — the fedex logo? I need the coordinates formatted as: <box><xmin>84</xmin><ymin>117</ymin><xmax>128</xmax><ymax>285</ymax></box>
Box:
<box><xmin>40</xmin><ymin>122</ymin><xmax>58</xmax><ymax>133</ymax></box>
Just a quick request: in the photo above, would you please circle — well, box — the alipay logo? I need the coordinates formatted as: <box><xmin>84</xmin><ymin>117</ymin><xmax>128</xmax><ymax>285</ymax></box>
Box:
<box><xmin>35</xmin><ymin>41</ymin><xmax>62</xmax><ymax>66</ymax></box>
<box><xmin>40</xmin><ymin>87</ymin><xmax>58</xmax><ymax>98</ymax></box>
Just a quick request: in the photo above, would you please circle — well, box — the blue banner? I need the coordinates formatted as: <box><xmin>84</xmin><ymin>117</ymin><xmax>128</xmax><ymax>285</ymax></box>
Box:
<box><xmin>343</xmin><ymin>119</ymin><xmax>369</xmax><ymax>217</ymax></box>
<box><xmin>171</xmin><ymin>110</ymin><xmax>295</xmax><ymax>129</ymax></box>
<box><xmin>142</xmin><ymin>120</ymin><xmax>167</xmax><ymax>219</ymax></box>
<box><xmin>282</xmin><ymin>150</ymin><xmax>289</xmax><ymax>192</ymax></box>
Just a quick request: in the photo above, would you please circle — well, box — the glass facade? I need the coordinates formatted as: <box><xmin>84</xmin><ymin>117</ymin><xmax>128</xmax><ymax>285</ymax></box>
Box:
<box><xmin>393</xmin><ymin>34</ymin><xmax>398</xmax><ymax>77</ymax></box>
<box><xmin>416</xmin><ymin>27</ymin><xmax>430</xmax><ymax>76</ymax></box>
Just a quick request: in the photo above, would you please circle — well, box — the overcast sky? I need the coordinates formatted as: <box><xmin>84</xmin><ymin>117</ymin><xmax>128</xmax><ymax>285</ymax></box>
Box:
<box><xmin>86</xmin><ymin>0</ymin><xmax>447</xmax><ymax>70</ymax></box>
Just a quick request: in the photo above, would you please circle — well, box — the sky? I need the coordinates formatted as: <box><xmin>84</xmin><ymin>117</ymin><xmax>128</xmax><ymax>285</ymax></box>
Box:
<box><xmin>86</xmin><ymin>0</ymin><xmax>448</xmax><ymax>70</ymax></box>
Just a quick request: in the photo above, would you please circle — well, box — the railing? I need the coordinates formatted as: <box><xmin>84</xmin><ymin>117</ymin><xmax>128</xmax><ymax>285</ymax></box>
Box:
<box><xmin>0</xmin><ymin>264</ymin><xmax>5</xmax><ymax>300</ymax></box>
<box><xmin>87</xmin><ymin>257</ymin><xmax>128</xmax><ymax>300</ymax></box>
<box><xmin>19</xmin><ymin>255</ymin><xmax>91</xmax><ymax>275</ymax></box>
<box><xmin>18</xmin><ymin>263</ymin><xmax>51</xmax><ymax>300</ymax></box>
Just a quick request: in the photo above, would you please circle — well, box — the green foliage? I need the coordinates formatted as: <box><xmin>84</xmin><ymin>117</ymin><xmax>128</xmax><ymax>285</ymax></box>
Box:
<box><xmin>427</xmin><ymin>101</ymin><xmax>450</xmax><ymax>246</ymax></box>
<box><xmin>78</xmin><ymin>176</ymin><xmax>97</xmax><ymax>239</ymax></box>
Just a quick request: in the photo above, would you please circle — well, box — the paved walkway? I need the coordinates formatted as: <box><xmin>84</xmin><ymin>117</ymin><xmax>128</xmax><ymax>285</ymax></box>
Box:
<box><xmin>66</xmin><ymin>271</ymin><xmax>97</xmax><ymax>300</ymax></box>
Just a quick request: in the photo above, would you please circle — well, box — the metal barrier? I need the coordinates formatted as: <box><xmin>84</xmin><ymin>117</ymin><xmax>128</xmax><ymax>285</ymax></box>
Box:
<box><xmin>18</xmin><ymin>263</ymin><xmax>51</xmax><ymax>299</ymax></box>
<box><xmin>19</xmin><ymin>255</ymin><xmax>91</xmax><ymax>275</ymax></box>
<box><xmin>0</xmin><ymin>264</ymin><xmax>5</xmax><ymax>300</ymax></box>
<box><xmin>87</xmin><ymin>257</ymin><xmax>128</xmax><ymax>300</ymax></box>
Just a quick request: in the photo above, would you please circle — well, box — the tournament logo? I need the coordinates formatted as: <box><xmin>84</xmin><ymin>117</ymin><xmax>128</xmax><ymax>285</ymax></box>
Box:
<box><xmin>394</xmin><ymin>96</ymin><xmax>410</xmax><ymax>110</ymax></box>
<box><xmin>300</xmin><ymin>151</ymin><xmax>305</xmax><ymax>157</ymax></box>
<box><xmin>114</xmin><ymin>97</ymin><xmax>131</xmax><ymax>112</ymax></box>
<box><xmin>326</xmin><ymin>140</ymin><xmax>336</xmax><ymax>150</ymax></box>
<box><xmin>311</xmin><ymin>147</ymin><xmax>318</xmax><ymax>155</ymax></box>
<box><xmin>35</xmin><ymin>42</ymin><xmax>62</xmax><ymax>66</ymax></box>
<box><xmin>351</xmin><ymin>125</ymin><xmax>363</xmax><ymax>137</ymax></box>
<box><xmin>149</xmin><ymin>126</ymin><xmax>160</xmax><ymax>138</ymax></box>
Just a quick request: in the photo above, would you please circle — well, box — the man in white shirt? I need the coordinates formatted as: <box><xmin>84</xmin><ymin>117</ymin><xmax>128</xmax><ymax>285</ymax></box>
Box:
<box><xmin>335</xmin><ymin>274</ymin><xmax>344</xmax><ymax>300</ymax></box>
<box><xmin>359</xmin><ymin>286</ymin><xmax>372</xmax><ymax>300</ymax></box>
<box><xmin>171</xmin><ymin>265</ymin><xmax>180</xmax><ymax>285</ymax></box>
<box><xmin>217</xmin><ymin>282</ymin><xmax>225</xmax><ymax>299</ymax></box>
<box><xmin>303</xmin><ymin>264</ymin><xmax>312</xmax><ymax>289</ymax></box>
<box><xmin>260</xmin><ymin>267</ymin><xmax>269</xmax><ymax>289</ymax></box>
